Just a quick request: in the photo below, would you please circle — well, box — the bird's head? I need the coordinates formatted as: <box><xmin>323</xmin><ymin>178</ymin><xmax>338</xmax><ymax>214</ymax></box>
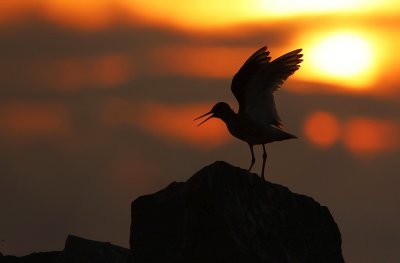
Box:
<box><xmin>194</xmin><ymin>102</ymin><xmax>233</xmax><ymax>126</ymax></box>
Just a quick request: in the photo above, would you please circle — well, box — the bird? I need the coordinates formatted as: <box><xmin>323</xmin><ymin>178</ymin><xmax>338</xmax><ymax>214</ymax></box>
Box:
<box><xmin>195</xmin><ymin>46</ymin><xmax>303</xmax><ymax>180</ymax></box>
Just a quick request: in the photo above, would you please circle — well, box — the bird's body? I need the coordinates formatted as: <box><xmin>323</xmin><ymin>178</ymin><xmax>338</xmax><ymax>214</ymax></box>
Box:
<box><xmin>195</xmin><ymin>46</ymin><xmax>303</xmax><ymax>180</ymax></box>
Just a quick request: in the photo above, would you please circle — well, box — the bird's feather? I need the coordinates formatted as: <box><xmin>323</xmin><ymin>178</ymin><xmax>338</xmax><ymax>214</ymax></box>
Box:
<box><xmin>231</xmin><ymin>47</ymin><xmax>302</xmax><ymax>127</ymax></box>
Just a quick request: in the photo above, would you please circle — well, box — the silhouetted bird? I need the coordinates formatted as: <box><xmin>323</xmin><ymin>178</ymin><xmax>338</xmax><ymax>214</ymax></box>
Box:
<box><xmin>195</xmin><ymin>46</ymin><xmax>303</xmax><ymax>180</ymax></box>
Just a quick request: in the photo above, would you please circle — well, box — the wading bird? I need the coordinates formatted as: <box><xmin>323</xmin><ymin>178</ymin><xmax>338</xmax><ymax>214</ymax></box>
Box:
<box><xmin>195</xmin><ymin>46</ymin><xmax>303</xmax><ymax>180</ymax></box>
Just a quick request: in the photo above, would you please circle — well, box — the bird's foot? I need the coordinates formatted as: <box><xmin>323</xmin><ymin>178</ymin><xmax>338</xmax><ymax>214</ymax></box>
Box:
<box><xmin>248</xmin><ymin>159</ymin><xmax>255</xmax><ymax>172</ymax></box>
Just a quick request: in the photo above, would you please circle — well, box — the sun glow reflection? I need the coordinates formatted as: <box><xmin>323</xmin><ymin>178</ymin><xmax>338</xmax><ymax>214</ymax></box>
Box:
<box><xmin>303</xmin><ymin>111</ymin><xmax>340</xmax><ymax>148</ymax></box>
<box><xmin>303</xmin><ymin>111</ymin><xmax>400</xmax><ymax>156</ymax></box>
<box><xmin>343</xmin><ymin>118</ymin><xmax>399</xmax><ymax>156</ymax></box>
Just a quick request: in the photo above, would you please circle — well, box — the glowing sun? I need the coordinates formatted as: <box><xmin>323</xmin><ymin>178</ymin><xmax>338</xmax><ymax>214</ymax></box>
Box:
<box><xmin>306</xmin><ymin>32</ymin><xmax>376</xmax><ymax>88</ymax></box>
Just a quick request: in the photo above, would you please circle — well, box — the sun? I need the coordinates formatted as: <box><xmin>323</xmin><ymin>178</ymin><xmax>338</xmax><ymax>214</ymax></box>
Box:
<box><xmin>300</xmin><ymin>32</ymin><xmax>377</xmax><ymax>88</ymax></box>
<box><xmin>311</xmin><ymin>33</ymin><xmax>372</xmax><ymax>77</ymax></box>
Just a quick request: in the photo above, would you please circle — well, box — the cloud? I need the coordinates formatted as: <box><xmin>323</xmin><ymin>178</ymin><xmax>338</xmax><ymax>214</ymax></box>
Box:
<box><xmin>150</xmin><ymin>45</ymin><xmax>282</xmax><ymax>78</ymax></box>
<box><xmin>98</xmin><ymin>98</ymin><xmax>231</xmax><ymax>149</ymax></box>
<box><xmin>0</xmin><ymin>102</ymin><xmax>71</xmax><ymax>137</ymax></box>
<box><xmin>35</xmin><ymin>54</ymin><xmax>133</xmax><ymax>91</ymax></box>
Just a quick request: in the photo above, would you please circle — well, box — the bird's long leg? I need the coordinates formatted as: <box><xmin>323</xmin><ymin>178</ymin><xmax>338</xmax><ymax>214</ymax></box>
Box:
<box><xmin>261</xmin><ymin>144</ymin><xmax>267</xmax><ymax>180</ymax></box>
<box><xmin>248</xmin><ymin>144</ymin><xmax>255</xmax><ymax>172</ymax></box>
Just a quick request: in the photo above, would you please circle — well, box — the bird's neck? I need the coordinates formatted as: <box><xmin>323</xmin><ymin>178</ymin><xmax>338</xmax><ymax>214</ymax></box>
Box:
<box><xmin>219</xmin><ymin>107</ymin><xmax>237</xmax><ymax>125</ymax></box>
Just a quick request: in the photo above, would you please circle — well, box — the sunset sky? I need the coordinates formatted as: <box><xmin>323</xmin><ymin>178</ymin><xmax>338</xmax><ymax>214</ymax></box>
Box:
<box><xmin>0</xmin><ymin>1</ymin><xmax>399</xmax><ymax>262</ymax></box>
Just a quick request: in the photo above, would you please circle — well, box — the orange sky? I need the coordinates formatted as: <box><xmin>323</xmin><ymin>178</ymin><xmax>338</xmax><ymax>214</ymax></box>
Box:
<box><xmin>0</xmin><ymin>1</ymin><xmax>399</xmax><ymax>155</ymax></box>
<box><xmin>1</xmin><ymin>1</ymin><xmax>399</xmax><ymax>95</ymax></box>
<box><xmin>2</xmin><ymin>0</ymin><xmax>398</xmax><ymax>28</ymax></box>
<box><xmin>102</xmin><ymin>1</ymin><xmax>396</xmax><ymax>96</ymax></box>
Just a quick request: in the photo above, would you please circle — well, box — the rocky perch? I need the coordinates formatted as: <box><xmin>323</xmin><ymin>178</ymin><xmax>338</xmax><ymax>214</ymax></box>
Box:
<box><xmin>0</xmin><ymin>235</ymin><xmax>129</xmax><ymax>263</ymax></box>
<box><xmin>1</xmin><ymin>161</ymin><xmax>345</xmax><ymax>263</ymax></box>
<box><xmin>130</xmin><ymin>161</ymin><xmax>345</xmax><ymax>263</ymax></box>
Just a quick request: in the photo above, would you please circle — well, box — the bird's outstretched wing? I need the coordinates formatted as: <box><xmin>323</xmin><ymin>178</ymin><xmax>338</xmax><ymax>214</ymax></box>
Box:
<box><xmin>231</xmin><ymin>47</ymin><xmax>302</xmax><ymax>127</ymax></box>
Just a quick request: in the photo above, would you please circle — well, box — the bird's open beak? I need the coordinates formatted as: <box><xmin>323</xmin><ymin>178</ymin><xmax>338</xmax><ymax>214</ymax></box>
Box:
<box><xmin>194</xmin><ymin>111</ymin><xmax>214</xmax><ymax>126</ymax></box>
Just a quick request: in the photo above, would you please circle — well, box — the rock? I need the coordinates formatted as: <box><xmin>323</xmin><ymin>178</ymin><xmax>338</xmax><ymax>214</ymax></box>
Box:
<box><xmin>0</xmin><ymin>235</ymin><xmax>129</xmax><ymax>263</ymax></box>
<box><xmin>0</xmin><ymin>251</ymin><xmax>59</xmax><ymax>263</ymax></box>
<box><xmin>55</xmin><ymin>235</ymin><xmax>129</xmax><ymax>263</ymax></box>
<box><xmin>130</xmin><ymin>161</ymin><xmax>345</xmax><ymax>263</ymax></box>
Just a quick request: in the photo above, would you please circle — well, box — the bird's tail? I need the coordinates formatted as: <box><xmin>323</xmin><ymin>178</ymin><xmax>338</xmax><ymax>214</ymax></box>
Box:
<box><xmin>276</xmin><ymin>129</ymin><xmax>297</xmax><ymax>141</ymax></box>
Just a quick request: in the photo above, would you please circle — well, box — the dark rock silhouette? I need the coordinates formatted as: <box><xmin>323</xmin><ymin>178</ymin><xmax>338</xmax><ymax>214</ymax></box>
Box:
<box><xmin>55</xmin><ymin>235</ymin><xmax>129</xmax><ymax>263</ymax></box>
<box><xmin>130</xmin><ymin>161</ymin><xmax>345</xmax><ymax>263</ymax></box>
<box><xmin>0</xmin><ymin>235</ymin><xmax>129</xmax><ymax>263</ymax></box>
<box><xmin>0</xmin><ymin>251</ymin><xmax>59</xmax><ymax>263</ymax></box>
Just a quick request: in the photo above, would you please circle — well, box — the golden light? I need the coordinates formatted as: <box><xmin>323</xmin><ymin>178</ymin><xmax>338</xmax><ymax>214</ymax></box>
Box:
<box><xmin>1</xmin><ymin>1</ymin><xmax>399</xmax><ymax>31</ymax></box>
<box><xmin>303</xmin><ymin>111</ymin><xmax>340</xmax><ymax>148</ymax></box>
<box><xmin>297</xmin><ymin>31</ymin><xmax>379</xmax><ymax>89</ymax></box>
<box><xmin>121</xmin><ymin>0</ymin><xmax>397</xmax><ymax>30</ymax></box>
<box><xmin>260</xmin><ymin>0</ymin><xmax>362</xmax><ymax>16</ymax></box>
